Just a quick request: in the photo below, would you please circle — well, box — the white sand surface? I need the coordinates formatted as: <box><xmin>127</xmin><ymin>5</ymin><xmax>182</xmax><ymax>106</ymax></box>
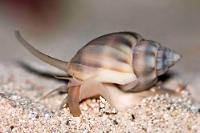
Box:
<box><xmin>0</xmin><ymin>63</ymin><xmax>200</xmax><ymax>133</ymax></box>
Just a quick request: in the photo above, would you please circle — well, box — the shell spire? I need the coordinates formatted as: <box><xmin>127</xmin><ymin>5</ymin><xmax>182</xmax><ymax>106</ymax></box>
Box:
<box><xmin>156</xmin><ymin>47</ymin><xmax>182</xmax><ymax>76</ymax></box>
<box><xmin>164</xmin><ymin>50</ymin><xmax>181</xmax><ymax>68</ymax></box>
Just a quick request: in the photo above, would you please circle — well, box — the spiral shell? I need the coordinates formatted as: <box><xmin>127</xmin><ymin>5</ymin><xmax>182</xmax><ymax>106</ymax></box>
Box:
<box><xmin>67</xmin><ymin>32</ymin><xmax>181</xmax><ymax>92</ymax></box>
<box><xmin>15</xmin><ymin>31</ymin><xmax>181</xmax><ymax>116</ymax></box>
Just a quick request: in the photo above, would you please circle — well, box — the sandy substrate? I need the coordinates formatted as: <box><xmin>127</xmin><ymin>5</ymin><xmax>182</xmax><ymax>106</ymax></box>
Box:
<box><xmin>0</xmin><ymin>62</ymin><xmax>200</xmax><ymax>133</ymax></box>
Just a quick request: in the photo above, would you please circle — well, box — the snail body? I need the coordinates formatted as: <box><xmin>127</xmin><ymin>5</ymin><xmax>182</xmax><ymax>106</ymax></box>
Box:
<box><xmin>15</xmin><ymin>31</ymin><xmax>181</xmax><ymax>116</ymax></box>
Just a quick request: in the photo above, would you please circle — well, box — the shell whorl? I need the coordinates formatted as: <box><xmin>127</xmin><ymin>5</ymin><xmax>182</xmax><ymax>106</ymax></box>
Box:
<box><xmin>69</xmin><ymin>32</ymin><xmax>143</xmax><ymax>81</ymax></box>
<box><xmin>67</xmin><ymin>32</ymin><xmax>181</xmax><ymax>92</ymax></box>
<box><xmin>132</xmin><ymin>40</ymin><xmax>181</xmax><ymax>91</ymax></box>
<box><xmin>156</xmin><ymin>47</ymin><xmax>181</xmax><ymax>75</ymax></box>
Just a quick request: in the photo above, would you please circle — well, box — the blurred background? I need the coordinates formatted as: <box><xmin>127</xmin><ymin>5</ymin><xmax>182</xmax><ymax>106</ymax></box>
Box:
<box><xmin>0</xmin><ymin>0</ymin><xmax>199</xmax><ymax>98</ymax></box>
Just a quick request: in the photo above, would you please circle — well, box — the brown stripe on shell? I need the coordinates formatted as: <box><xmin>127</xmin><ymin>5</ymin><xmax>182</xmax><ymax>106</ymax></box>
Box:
<box><xmin>132</xmin><ymin>40</ymin><xmax>160</xmax><ymax>77</ymax></box>
<box><xmin>71</xmin><ymin>44</ymin><xmax>132</xmax><ymax>73</ymax></box>
<box><xmin>67</xmin><ymin>32</ymin><xmax>143</xmax><ymax>85</ymax></box>
<box><xmin>130</xmin><ymin>40</ymin><xmax>161</xmax><ymax>92</ymax></box>
<box><xmin>81</xmin><ymin>32</ymin><xmax>141</xmax><ymax>56</ymax></box>
<box><xmin>70</xmin><ymin>32</ymin><xmax>141</xmax><ymax>73</ymax></box>
<box><xmin>83</xmin><ymin>44</ymin><xmax>131</xmax><ymax>64</ymax></box>
<box><xmin>133</xmin><ymin>40</ymin><xmax>160</xmax><ymax>57</ymax></box>
<box><xmin>133</xmin><ymin>53</ymin><xmax>156</xmax><ymax>75</ymax></box>
<box><xmin>107</xmin><ymin>34</ymin><xmax>136</xmax><ymax>54</ymax></box>
<box><xmin>133</xmin><ymin>75</ymin><xmax>157</xmax><ymax>92</ymax></box>
<box><xmin>156</xmin><ymin>47</ymin><xmax>175</xmax><ymax>76</ymax></box>
<box><xmin>104</xmin><ymin>33</ymin><xmax>142</xmax><ymax>56</ymax></box>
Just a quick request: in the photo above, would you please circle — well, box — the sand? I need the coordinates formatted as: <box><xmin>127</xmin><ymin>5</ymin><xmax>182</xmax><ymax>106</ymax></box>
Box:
<box><xmin>0</xmin><ymin>62</ymin><xmax>200</xmax><ymax>133</ymax></box>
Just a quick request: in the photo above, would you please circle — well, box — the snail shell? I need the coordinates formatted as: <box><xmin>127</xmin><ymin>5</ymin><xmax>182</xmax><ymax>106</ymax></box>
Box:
<box><xmin>68</xmin><ymin>32</ymin><xmax>181</xmax><ymax>91</ymax></box>
<box><xmin>15</xmin><ymin>31</ymin><xmax>181</xmax><ymax>116</ymax></box>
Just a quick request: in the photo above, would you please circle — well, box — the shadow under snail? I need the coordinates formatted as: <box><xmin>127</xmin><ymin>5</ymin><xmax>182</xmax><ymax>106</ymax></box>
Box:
<box><xmin>15</xmin><ymin>31</ymin><xmax>181</xmax><ymax>117</ymax></box>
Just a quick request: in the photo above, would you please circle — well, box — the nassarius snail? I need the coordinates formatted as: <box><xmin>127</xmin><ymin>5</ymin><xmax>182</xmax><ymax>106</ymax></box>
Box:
<box><xmin>15</xmin><ymin>31</ymin><xmax>181</xmax><ymax>116</ymax></box>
